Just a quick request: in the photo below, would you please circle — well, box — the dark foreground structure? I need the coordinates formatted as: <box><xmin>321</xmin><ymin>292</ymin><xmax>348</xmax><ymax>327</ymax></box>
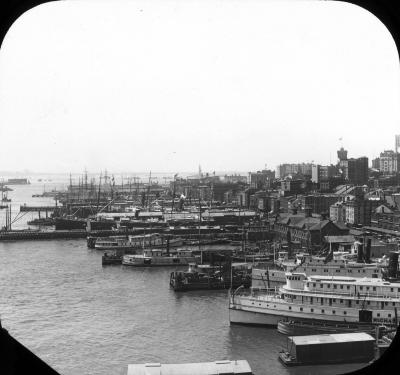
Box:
<box><xmin>0</xmin><ymin>321</ymin><xmax>60</xmax><ymax>375</ymax></box>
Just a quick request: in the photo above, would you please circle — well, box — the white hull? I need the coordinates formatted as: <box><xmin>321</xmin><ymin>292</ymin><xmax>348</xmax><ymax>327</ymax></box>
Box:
<box><xmin>229</xmin><ymin>307</ymin><xmax>281</xmax><ymax>326</ymax></box>
<box><xmin>122</xmin><ymin>256</ymin><xmax>196</xmax><ymax>267</ymax></box>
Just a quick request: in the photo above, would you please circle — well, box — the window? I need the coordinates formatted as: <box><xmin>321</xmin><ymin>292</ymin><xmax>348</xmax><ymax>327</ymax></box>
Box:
<box><xmin>320</xmin><ymin>284</ymin><xmax>323</xmax><ymax>288</ymax></box>
<box><xmin>360</xmin><ymin>286</ymin><xmax>363</xmax><ymax>290</ymax></box>
<box><xmin>391</xmin><ymin>288</ymin><xmax>394</xmax><ymax>292</ymax></box>
<box><xmin>300</xmin><ymin>307</ymin><xmax>303</xmax><ymax>311</ymax></box>
<box><xmin>373</xmin><ymin>287</ymin><xmax>376</xmax><ymax>291</ymax></box>
<box><xmin>340</xmin><ymin>299</ymin><xmax>343</xmax><ymax>303</ymax></box>
<box><xmin>311</xmin><ymin>308</ymin><xmax>314</xmax><ymax>312</ymax></box>
<box><xmin>333</xmin><ymin>310</ymin><xmax>336</xmax><ymax>314</ymax></box>
<box><xmin>377</xmin><ymin>313</ymin><xmax>380</xmax><ymax>317</ymax></box>
<box><xmin>334</xmin><ymin>285</ymin><xmax>337</xmax><ymax>289</ymax></box>
<box><xmin>289</xmin><ymin>306</ymin><xmax>292</xmax><ymax>310</ymax></box>
<box><xmin>389</xmin><ymin>314</ymin><xmax>392</xmax><ymax>318</ymax></box>
<box><xmin>327</xmin><ymin>284</ymin><xmax>330</xmax><ymax>288</ymax></box>
<box><xmin>344</xmin><ymin>311</ymin><xmax>347</xmax><ymax>315</ymax></box>
<box><xmin>340</xmin><ymin>285</ymin><xmax>343</xmax><ymax>289</ymax></box>
<box><xmin>321</xmin><ymin>309</ymin><xmax>325</xmax><ymax>313</ymax></box>
<box><xmin>347</xmin><ymin>286</ymin><xmax>350</xmax><ymax>289</ymax></box>
<box><xmin>313</xmin><ymin>283</ymin><xmax>316</xmax><ymax>287</ymax></box>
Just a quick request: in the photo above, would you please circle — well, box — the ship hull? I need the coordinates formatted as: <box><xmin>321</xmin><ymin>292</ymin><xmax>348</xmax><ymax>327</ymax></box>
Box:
<box><xmin>229</xmin><ymin>307</ymin><xmax>281</xmax><ymax>326</ymax></box>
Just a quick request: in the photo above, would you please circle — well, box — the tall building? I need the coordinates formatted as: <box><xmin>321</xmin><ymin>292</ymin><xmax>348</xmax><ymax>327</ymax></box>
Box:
<box><xmin>379</xmin><ymin>150</ymin><xmax>400</xmax><ymax>174</ymax></box>
<box><xmin>395</xmin><ymin>135</ymin><xmax>400</xmax><ymax>153</ymax></box>
<box><xmin>347</xmin><ymin>157</ymin><xmax>369</xmax><ymax>185</ymax></box>
<box><xmin>276</xmin><ymin>163</ymin><xmax>312</xmax><ymax>179</ymax></box>
<box><xmin>372</xmin><ymin>157</ymin><xmax>380</xmax><ymax>170</ymax></box>
<box><xmin>311</xmin><ymin>165</ymin><xmax>337</xmax><ymax>183</ymax></box>
<box><xmin>337</xmin><ymin>147</ymin><xmax>348</xmax><ymax>162</ymax></box>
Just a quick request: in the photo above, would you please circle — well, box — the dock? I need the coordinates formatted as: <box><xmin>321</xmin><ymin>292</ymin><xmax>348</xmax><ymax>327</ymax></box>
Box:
<box><xmin>0</xmin><ymin>228</ymin><xmax>152</xmax><ymax>241</ymax></box>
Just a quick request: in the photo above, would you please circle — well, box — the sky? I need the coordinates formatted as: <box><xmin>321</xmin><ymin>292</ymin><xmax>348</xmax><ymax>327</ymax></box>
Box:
<box><xmin>0</xmin><ymin>0</ymin><xmax>399</xmax><ymax>175</ymax></box>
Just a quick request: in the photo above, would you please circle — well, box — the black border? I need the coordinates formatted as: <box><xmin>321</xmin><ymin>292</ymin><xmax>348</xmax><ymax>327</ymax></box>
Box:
<box><xmin>0</xmin><ymin>1</ymin><xmax>399</xmax><ymax>374</ymax></box>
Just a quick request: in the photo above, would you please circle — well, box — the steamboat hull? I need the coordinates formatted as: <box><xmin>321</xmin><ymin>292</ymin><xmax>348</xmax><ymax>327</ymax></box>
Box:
<box><xmin>171</xmin><ymin>279</ymin><xmax>251</xmax><ymax>292</ymax></box>
<box><xmin>229</xmin><ymin>307</ymin><xmax>282</xmax><ymax>326</ymax></box>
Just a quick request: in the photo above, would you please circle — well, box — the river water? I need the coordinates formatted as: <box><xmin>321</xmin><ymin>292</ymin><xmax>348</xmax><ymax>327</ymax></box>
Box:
<box><xmin>0</xmin><ymin>178</ymin><xmax>368</xmax><ymax>374</ymax></box>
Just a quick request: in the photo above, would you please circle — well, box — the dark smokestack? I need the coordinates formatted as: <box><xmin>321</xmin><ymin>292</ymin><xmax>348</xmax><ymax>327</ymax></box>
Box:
<box><xmin>364</xmin><ymin>238</ymin><xmax>371</xmax><ymax>263</ymax></box>
<box><xmin>166</xmin><ymin>237</ymin><xmax>170</xmax><ymax>256</ymax></box>
<box><xmin>388</xmin><ymin>251</ymin><xmax>399</xmax><ymax>278</ymax></box>
<box><xmin>357</xmin><ymin>242</ymin><xmax>364</xmax><ymax>263</ymax></box>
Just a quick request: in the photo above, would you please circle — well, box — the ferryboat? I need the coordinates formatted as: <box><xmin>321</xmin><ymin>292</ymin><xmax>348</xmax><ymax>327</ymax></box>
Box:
<box><xmin>229</xmin><ymin>272</ymin><xmax>400</xmax><ymax>327</ymax></box>
<box><xmin>122</xmin><ymin>249</ymin><xmax>196</xmax><ymax>267</ymax></box>
<box><xmin>94</xmin><ymin>234</ymin><xmax>183</xmax><ymax>250</ymax></box>
<box><xmin>251</xmin><ymin>252</ymin><xmax>384</xmax><ymax>289</ymax></box>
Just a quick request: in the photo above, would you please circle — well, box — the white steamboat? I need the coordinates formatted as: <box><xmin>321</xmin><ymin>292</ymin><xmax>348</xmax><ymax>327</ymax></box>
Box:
<box><xmin>229</xmin><ymin>272</ymin><xmax>400</xmax><ymax>327</ymax></box>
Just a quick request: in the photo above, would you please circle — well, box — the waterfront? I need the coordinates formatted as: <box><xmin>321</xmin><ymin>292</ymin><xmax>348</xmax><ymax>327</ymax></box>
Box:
<box><xmin>0</xmin><ymin>239</ymin><xmax>366</xmax><ymax>375</ymax></box>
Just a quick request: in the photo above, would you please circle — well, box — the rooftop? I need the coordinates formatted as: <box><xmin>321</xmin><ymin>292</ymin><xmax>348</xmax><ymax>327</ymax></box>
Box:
<box><xmin>291</xmin><ymin>332</ymin><xmax>374</xmax><ymax>346</ymax></box>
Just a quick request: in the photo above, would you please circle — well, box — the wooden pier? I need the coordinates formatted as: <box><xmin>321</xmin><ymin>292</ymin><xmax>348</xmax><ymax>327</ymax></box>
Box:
<box><xmin>19</xmin><ymin>205</ymin><xmax>58</xmax><ymax>212</ymax></box>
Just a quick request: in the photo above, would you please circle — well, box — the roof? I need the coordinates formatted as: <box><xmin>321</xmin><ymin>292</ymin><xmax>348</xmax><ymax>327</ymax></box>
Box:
<box><xmin>127</xmin><ymin>361</ymin><xmax>253</xmax><ymax>375</ymax></box>
<box><xmin>324</xmin><ymin>235</ymin><xmax>355</xmax><ymax>243</ymax></box>
<box><xmin>291</xmin><ymin>333</ymin><xmax>374</xmax><ymax>346</ymax></box>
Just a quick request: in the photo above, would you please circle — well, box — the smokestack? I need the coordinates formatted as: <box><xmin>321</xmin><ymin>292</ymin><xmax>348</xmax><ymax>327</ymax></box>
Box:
<box><xmin>357</xmin><ymin>242</ymin><xmax>364</xmax><ymax>263</ymax></box>
<box><xmin>388</xmin><ymin>251</ymin><xmax>399</xmax><ymax>279</ymax></box>
<box><xmin>364</xmin><ymin>238</ymin><xmax>371</xmax><ymax>263</ymax></box>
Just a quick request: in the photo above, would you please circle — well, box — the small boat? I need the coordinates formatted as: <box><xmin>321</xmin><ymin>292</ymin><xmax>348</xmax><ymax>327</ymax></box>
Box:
<box><xmin>102</xmin><ymin>249</ymin><xmax>125</xmax><ymax>265</ymax></box>
<box><xmin>122</xmin><ymin>249</ymin><xmax>196</xmax><ymax>267</ymax></box>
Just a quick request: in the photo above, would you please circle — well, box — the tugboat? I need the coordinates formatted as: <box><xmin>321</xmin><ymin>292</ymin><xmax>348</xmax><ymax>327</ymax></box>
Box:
<box><xmin>170</xmin><ymin>262</ymin><xmax>252</xmax><ymax>291</ymax></box>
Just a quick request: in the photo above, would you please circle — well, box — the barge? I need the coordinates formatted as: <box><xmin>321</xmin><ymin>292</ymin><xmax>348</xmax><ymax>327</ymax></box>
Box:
<box><xmin>278</xmin><ymin>332</ymin><xmax>375</xmax><ymax>366</ymax></box>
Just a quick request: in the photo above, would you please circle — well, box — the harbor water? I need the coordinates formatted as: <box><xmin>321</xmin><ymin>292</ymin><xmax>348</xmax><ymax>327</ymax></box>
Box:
<box><xmin>0</xmin><ymin>179</ymin><xmax>368</xmax><ymax>374</ymax></box>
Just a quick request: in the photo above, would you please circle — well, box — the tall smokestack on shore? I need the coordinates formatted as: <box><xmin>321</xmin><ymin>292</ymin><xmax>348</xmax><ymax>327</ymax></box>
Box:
<box><xmin>357</xmin><ymin>241</ymin><xmax>364</xmax><ymax>263</ymax></box>
<box><xmin>365</xmin><ymin>238</ymin><xmax>372</xmax><ymax>263</ymax></box>
<box><xmin>388</xmin><ymin>251</ymin><xmax>399</xmax><ymax>279</ymax></box>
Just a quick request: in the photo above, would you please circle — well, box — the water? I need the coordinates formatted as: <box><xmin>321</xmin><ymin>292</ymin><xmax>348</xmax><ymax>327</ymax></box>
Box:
<box><xmin>0</xmin><ymin>177</ymin><xmax>368</xmax><ymax>374</ymax></box>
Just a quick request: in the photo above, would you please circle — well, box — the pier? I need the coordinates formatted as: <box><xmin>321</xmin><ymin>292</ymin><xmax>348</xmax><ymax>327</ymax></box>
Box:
<box><xmin>19</xmin><ymin>205</ymin><xmax>58</xmax><ymax>212</ymax></box>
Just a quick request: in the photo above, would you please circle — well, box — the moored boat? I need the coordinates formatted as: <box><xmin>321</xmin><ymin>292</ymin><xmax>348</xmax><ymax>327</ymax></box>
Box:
<box><xmin>122</xmin><ymin>249</ymin><xmax>196</xmax><ymax>267</ymax></box>
<box><xmin>170</xmin><ymin>262</ymin><xmax>252</xmax><ymax>291</ymax></box>
<box><xmin>229</xmin><ymin>271</ymin><xmax>400</xmax><ymax>327</ymax></box>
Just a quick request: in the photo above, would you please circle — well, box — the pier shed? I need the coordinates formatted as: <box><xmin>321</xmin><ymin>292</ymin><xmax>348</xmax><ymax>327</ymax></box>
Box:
<box><xmin>127</xmin><ymin>360</ymin><xmax>253</xmax><ymax>375</ymax></box>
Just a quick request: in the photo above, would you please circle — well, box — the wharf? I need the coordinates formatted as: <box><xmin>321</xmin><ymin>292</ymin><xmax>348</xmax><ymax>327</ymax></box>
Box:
<box><xmin>0</xmin><ymin>228</ymin><xmax>151</xmax><ymax>241</ymax></box>
<box><xmin>19</xmin><ymin>205</ymin><xmax>59</xmax><ymax>212</ymax></box>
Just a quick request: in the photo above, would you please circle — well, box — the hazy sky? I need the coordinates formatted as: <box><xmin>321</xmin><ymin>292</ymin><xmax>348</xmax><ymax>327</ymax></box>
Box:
<box><xmin>0</xmin><ymin>0</ymin><xmax>399</xmax><ymax>174</ymax></box>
